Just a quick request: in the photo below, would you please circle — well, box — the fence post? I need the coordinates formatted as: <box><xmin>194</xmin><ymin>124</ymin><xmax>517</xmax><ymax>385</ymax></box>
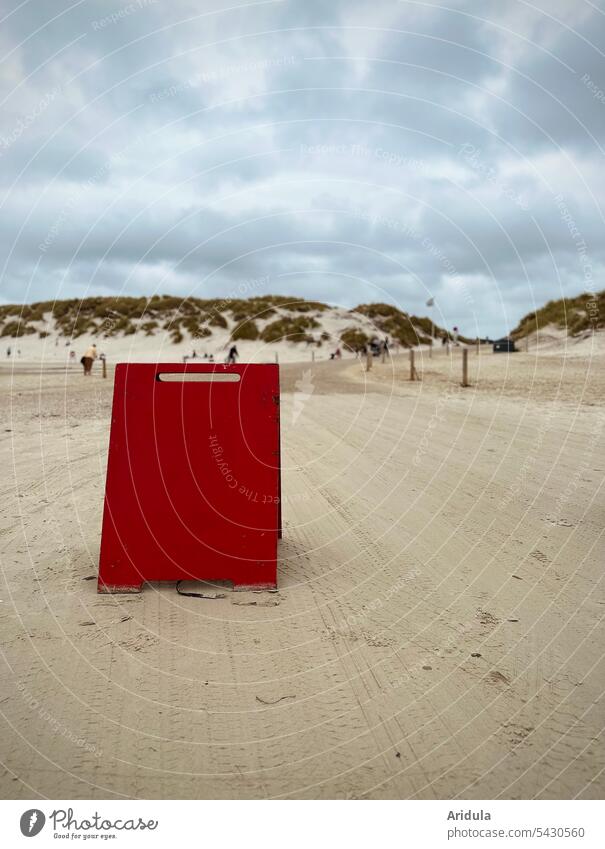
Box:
<box><xmin>461</xmin><ymin>348</ymin><xmax>469</xmax><ymax>387</ymax></box>
<box><xmin>476</xmin><ymin>337</ymin><xmax>480</xmax><ymax>356</ymax></box>
<box><xmin>311</xmin><ymin>350</ymin><xmax>315</xmax><ymax>363</ymax></box>
<box><xmin>409</xmin><ymin>349</ymin><xmax>416</xmax><ymax>381</ymax></box>
<box><xmin>102</xmin><ymin>357</ymin><xmax>107</xmax><ymax>379</ymax></box>
<box><xmin>366</xmin><ymin>352</ymin><xmax>372</xmax><ymax>372</ymax></box>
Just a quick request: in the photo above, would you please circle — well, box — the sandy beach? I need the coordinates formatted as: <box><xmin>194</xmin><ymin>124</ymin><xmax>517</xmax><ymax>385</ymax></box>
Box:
<box><xmin>1</xmin><ymin>346</ymin><xmax>604</xmax><ymax>800</ymax></box>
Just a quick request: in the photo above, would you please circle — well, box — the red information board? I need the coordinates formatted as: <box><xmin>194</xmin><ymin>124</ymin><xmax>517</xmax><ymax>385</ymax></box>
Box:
<box><xmin>98</xmin><ymin>363</ymin><xmax>281</xmax><ymax>593</ymax></box>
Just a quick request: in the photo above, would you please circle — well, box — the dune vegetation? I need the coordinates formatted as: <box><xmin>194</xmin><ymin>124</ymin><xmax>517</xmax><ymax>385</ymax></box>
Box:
<box><xmin>2</xmin><ymin>291</ymin><xmax>567</xmax><ymax>348</ymax></box>
<box><xmin>511</xmin><ymin>290</ymin><xmax>604</xmax><ymax>339</ymax></box>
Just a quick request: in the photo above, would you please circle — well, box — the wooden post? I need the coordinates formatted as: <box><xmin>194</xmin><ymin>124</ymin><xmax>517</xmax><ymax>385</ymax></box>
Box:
<box><xmin>381</xmin><ymin>346</ymin><xmax>386</xmax><ymax>364</ymax></box>
<box><xmin>461</xmin><ymin>348</ymin><xmax>469</xmax><ymax>387</ymax></box>
<box><xmin>102</xmin><ymin>357</ymin><xmax>107</xmax><ymax>379</ymax></box>
<box><xmin>409</xmin><ymin>349</ymin><xmax>415</xmax><ymax>381</ymax></box>
<box><xmin>366</xmin><ymin>352</ymin><xmax>372</xmax><ymax>372</ymax></box>
<box><xmin>476</xmin><ymin>337</ymin><xmax>480</xmax><ymax>356</ymax></box>
<box><xmin>311</xmin><ymin>350</ymin><xmax>315</xmax><ymax>363</ymax></box>
<box><xmin>275</xmin><ymin>351</ymin><xmax>279</xmax><ymax>364</ymax></box>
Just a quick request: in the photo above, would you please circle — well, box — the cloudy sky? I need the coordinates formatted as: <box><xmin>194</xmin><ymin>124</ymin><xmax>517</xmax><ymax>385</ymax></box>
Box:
<box><xmin>1</xmin><ymin>0</ymin><xmax>604</xmax><ymax>336</ymax></box>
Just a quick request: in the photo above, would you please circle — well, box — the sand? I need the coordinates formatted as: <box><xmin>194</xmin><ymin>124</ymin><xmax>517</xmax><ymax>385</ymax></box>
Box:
<box><xmin>0</xmin><ymin>346</ymin><xmax>604</xmax><ymax>799</ymax></box>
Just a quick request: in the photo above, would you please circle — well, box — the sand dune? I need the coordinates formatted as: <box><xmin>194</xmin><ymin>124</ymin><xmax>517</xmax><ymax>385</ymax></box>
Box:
<box><xmin>0</xmin><ymin>302</ymin><xmax>405</xmax><ymax>365</ymax></box>
<box><xmin>0</xmin><ymin>348</ymin><xmax>603</xmax><ymax>799</ymax></box>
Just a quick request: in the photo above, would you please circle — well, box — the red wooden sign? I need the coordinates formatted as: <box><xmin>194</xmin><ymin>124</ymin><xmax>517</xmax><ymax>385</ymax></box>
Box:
<box><xmin>98</xmin><ymin>363</ymin><xmax>281</xmax><ymax>593</ymax></box>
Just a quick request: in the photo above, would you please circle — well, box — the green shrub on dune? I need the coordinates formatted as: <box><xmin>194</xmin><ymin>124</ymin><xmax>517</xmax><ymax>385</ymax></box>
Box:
<box><xmin>260</xmin><ymin>315</ymin><xmax>318</xmax><ymax>344</ymax></box>
<box><xmin>1</xmin><ymin>320</ymin><xmax>36</xmax><ymax>337</ymax></box>
<box><xmin>208</xmin><ymin>312</ymin><xmax>227</xmax><ymax>328</ymax></box>
<box><xmin>511</xmin><ymin>291</ymin><xmax>604</xmax><ymax>339</ymax></box>
<box><xmin>352</xmin><ymin>303</ymin><xmax>470</xmax><ymax>346</ymax></box>
<box><xmin>353</xmin><ymin>304</ymin><xmax>431</xmax><ymax>347</ymax></box>
<box><xmin>340</xmin><ymin>327</ymin><xmax>369</xmax><ymax>350</ymax></box>
<box><xmin>231</xmin><ymin>320</ymin><xmax>260</xmax><ymax>341</ymax></box>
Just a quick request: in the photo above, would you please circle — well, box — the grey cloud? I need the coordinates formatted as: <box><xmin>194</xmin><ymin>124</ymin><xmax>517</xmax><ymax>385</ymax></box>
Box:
<box><xmin>0</xmin><ymin>0</ymin><xmax>603</xmax><ymax>336</ymax></box>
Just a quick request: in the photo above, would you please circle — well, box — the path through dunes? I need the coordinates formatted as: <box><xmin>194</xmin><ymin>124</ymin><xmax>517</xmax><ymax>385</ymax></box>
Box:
<box><xmin>1</xmin><ymin>355</ymin><xmax>604</xmax><ymax>798</ymax></box>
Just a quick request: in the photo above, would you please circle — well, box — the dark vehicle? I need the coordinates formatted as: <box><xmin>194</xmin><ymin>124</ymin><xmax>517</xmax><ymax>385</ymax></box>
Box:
<box><xmin>493</xmin><ymin>337</ymin><xmax>517</xmax><ymax>353</ymax></box>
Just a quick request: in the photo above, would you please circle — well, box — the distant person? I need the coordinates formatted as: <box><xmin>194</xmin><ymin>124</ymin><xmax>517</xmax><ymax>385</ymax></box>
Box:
<box><xmin>6</xmin><ymin>346</ymin><xmax>10</xmax><ymax>357</ymax></box>
<box><xmin>208</xmin><ymin>354</ymin><xmax>215</xmax><ymax>363</ymax></box>
<box><xmin>69</xmin><ymin>350</ymin><xmax>76</xmax><ymax>364</ymax></box>
<box><xmin>452</xmin><ymin>326</ymin><xmax>459</xmax><ymax>345</ymax></box>
<box><xmin>81</xmin><ymin>343</ymin><xmax>97</xmax><ymax>376</ymax></box>
<box><xmin>226</xmin><ymin>345</ymin><xmax>238</xmax><ymax>364</ymax></box>
<box><xmin>335</xmin><ymin>347</ymin><xmax>342</xmax><ymax>359</ymax></box>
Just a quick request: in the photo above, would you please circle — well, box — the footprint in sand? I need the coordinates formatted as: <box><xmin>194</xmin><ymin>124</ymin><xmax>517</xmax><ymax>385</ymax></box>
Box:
<box><xmin>486</xmin><ymin>670</ymin><xmax>510</xmax><ymax>686</ymax></box>
<box><xmin>530</xmin><ymin>549</ymin><xmax>550</xmax><ymax>564</ymax></box>
<box><xmin>477</xmin><ymin>609</ymin><xmax>499</xmax><ymax>627</ymax></box>
<box><xmin>503</xmin><ymin>724</ymin><xmax>534</xmax><ymax>745</ymax></box>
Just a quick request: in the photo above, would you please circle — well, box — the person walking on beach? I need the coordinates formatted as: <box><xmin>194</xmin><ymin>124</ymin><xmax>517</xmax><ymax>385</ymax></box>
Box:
<box><xmin>81</xmin><ymin>343</ymin><xmax>97</xmax><ymax>375</ymax></box>
<box><xmin>227</xmin><ymin>345</ymin><xmax>239</xmax><ymax>364</ymax></box>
